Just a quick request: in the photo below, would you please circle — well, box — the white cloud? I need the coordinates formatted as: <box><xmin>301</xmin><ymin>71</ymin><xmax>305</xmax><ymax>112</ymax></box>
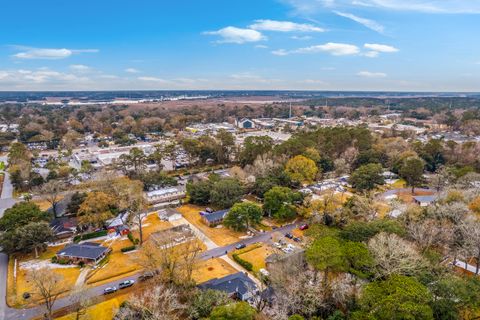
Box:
<box><xmin>282</xmin><ymin>0</ymin><xmax>480</xmax><ymax>14</ymax></box>
<box><xmin>12</xmin><ymin>47</ymin><xmax>98</xmax><ymax>59</ymax></box>
<box><xmin>125</xmin><ymin>68</ymin><xmax>140</xmax><ymax>73</ymax></box>
<box><xmin>272</xmin><ymin>49</ymin><xmax>289</xmax><ymax>56</ymax></box>
<box><xmin>357</xmin><ymin>71</ymin><xmax>387</xmax><ymax>78</ymax></box>
<box><xmin>291</xmin><ymin>35</ymin><xmax>313</xmax><ymax>40</ymax></box>
<box><xmin>137</xmin><ymin>76</ymin><xmax>169</xmax><ymax>83</ymax></box>
<box><xmin>296</xmin><ymin>42</ymin><xmax>360</xmax><ymax>55</ymax></box>
<box><xmin>0</xmin><ymin>68</ymin><xmax>88</xmax><ymax>86</ymax></box>
<box><xmin>249</xmin><ymin>19</ymin><xmax>325</xmax><ymax>32</ymax></box>
<box><xmin>70</xmin><ymin>64</ymin><xmax>92</xmax><ymax>73</ymax></box>
<box><xmin>334</xmin><ymin>11</ymin><xmax>384</xmax><ymax>33</ymax></box>
<box><xmin>255</xmin><ymin>45</ymin><xmax>269</xmax><ymax>49</ymax></box>
<box><xmin>364</xmin><ymin>43</ymin><xmax>399</xmax><ymax>53</ymax></box>
<box><xmin>363</xmin><ymin>51</ymin><xmax>379</xmax><ymax>58</ymax></box>
<box><xmin>203</xmin><ymin>27</ymin><xmax>265</xmax><ymax>44</ymax></box>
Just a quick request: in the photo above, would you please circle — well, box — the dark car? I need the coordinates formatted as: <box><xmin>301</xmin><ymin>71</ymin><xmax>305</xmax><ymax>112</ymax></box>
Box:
<box><xmin>285</xmin><ymin>233</ymin><xmax>294</xmax><ymax>239</ymax></box>
<box><xmin>103</xmin><ymin>287</ymin><xmax>117</xmax><ymax>295</ymax></box>
<box><xmin>119</xmin><ymin>280</ymin><xmax>135</xmax><ymax>289</ymax></box>
<box><xmin>235</xmin><ymin>243</ymin><xmax>246</xmax><ymax>250</ymax></box>
<box><xmin>293</xmin><ymin>237</ymin><xmax>302</xmax><ymax>243</ymax></box>
<box><xmin>299</xmin><ymin>224</ymin><xmax>309</xmax><ymax>231</ymax></box>
<box><xmin>139</xmin><ymin>272</ymin><xmax>155</xmax><ymax>282</ymax></box>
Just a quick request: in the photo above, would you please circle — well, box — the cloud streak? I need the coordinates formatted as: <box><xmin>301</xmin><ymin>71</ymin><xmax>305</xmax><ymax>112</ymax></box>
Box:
<box><xmin>334</xmin><ymin>11</ymin><xmax>384</xmax><ymax>33</ymax></box>
<box><xmin>357</xmin><ymin>71</ymin><xmax>387</xmax><ymax>78</ymax></box>
<box><xmin>12</xmin><ymin>46</ymin><xmax>98</xmax><ymax>59</ymax></box>
<box><xmin>249</xmin><ymin>19</ymin><xmax>325</xmax><ymax>32</ymax></box>
<box><xmin>282</xmin><ymin>0</ymin><xmax>480</xmax><ymax>14</ymax></box>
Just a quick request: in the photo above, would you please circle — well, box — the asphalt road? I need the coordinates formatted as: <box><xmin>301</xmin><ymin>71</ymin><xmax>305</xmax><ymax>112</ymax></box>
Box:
<box><xmin>2</xmin><ymin>222</ymin><xmax>299</xmax><ymax>320</ymax></box>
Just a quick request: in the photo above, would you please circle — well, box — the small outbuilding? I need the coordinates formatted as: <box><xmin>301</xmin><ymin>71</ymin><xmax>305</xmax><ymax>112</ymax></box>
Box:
<box><xmin>157</xmin><ymin>208</ymin><xmax>182</xmax><ymax>222</ymax></box>
<box><xmin>413</xmin><ymin>195</ymin><xmax>437</xmax><ymax>207</ymax></box>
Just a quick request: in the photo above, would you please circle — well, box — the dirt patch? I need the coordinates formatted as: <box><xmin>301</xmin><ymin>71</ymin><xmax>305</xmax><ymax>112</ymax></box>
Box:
<box><xmin>192</xmin><ymin>258</ymin><xmax>238</xmax><ymax>284</ymax></box>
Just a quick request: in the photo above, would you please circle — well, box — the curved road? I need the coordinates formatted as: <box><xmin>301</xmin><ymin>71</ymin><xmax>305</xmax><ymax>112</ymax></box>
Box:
<box><xmin>2</xmin><ymin>222</ymin><xmax>298</xmax><ymax>320</ymax></box>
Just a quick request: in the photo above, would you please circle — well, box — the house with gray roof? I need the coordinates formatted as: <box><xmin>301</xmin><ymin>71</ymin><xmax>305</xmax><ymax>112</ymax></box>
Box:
<box><xmin>202</xmin><ymin>209</ymin><xmax>229</xmax><ymax>227</ymax></box>
<box><xmin>198</xmin><ymin>272</ymin><xmax>257</xmax><ymax>301</ymax></box>
<box><xmin>413</xmin><ymin>195</ymin><xmax>437</xmax><ymax>207</ymax></box>
<box><xmin>56</xmin><ymin>242</ymin><xmax>110</xmax><ymax>264</ymax></box>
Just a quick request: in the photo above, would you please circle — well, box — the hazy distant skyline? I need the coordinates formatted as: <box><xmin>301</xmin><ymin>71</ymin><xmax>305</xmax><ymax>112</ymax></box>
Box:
<box><xmin>1</xmin><ymin>0</ymin><xmax>479</xmax><ymax>91</ymax></box>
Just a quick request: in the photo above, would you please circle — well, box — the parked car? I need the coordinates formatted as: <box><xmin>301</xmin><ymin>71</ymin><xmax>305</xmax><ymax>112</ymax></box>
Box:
<box><xmin>103</xmin><ymin>287</ymin><xmax>117</xmax><ymax>295</ymax></box>
<box><xmin>119</xmin><ymin>280</ymin><xmax>135</xmax><ymax>289</ymax></box>
<box><xmin>139</xmin><ymin>272</ymin><xmax>154</xmax><ymax>282</ymax></box>
<box><xmin>293</xmin><ymin>237</ymin><xmax>302</xmax><ymax>243</ymax></box>
<box><xmin>273</xmin><ymin>242</ymin><xmax>282</xmax><ymax>248</ymax></box>
<box><xmin>285</xmin><ymin>233</ymin><xmax>294</xmax><ymax>239</ymax></box>
<box><xmin>235</xmin><ymin>243</ymin><xmax>246</xmax><ymax>250</ymax></box>
<box><xmin>299</xmin><ymin>224</ymin><xmax>309</xmax><ymax>231</ymax></box>
<box><xmin>205</xmin><ymin>207</ymin><xmax>214</xmax><ymax>213</ymax></box>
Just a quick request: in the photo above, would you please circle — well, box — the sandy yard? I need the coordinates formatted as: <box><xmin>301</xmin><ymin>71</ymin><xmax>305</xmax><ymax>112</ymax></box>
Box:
<box><xmin>177</xmin><ymin>204</ymin><xmax>245</xmax><ymax>246</ymax></box>
<box><xmin>7</xmin><ymin>253</ymin><xmax>81</xmax><ymax>308</ymax></box>
<box><xmin>235</xmin><ymin>244</ymin><xmax>275</xmax><ymax>273</ymax></box>
<box><xmin>192</xmin><ymin>258</ymin><xmax>238</xmax><ymax>284</ymax></box>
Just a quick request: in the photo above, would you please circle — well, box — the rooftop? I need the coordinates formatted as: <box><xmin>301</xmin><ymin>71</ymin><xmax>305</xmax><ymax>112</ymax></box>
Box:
<box><xmin>203</xmin><ymin>209</ymin><xmax>229</xmax><ymax>222</ymax></box>
<box><xmin>57</xmin><ymin>243</ymin><xmax>109</xmax><ymax>260</ymax></box>
<box><xmin>199</xmin><ymin>272</ymin><xmax>256</xmax><ymax>296</ymax></box>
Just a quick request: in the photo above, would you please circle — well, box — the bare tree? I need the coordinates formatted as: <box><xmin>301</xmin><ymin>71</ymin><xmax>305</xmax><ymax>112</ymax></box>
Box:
<box><xmin>27</xmin><ymin>268</ymin><xmax>67</xmax><ymax>320</ymax></box>
<box><xmin>115</xmin><ymin>283</ymin><xmax>186</xmax><ymax>320</ymax></box>
<box><xmin>407</xmin><ymin>218</ymin><xmax>453</xmax><ymax>253</ymax></box>
<box><xmin>69</xmin><ymin>284</ymin><xmax>92</xmax><ymax>320</ymax></box>
<box><xmin>137</xmin><ymin>228</ymin><xmax>202</xmax><ymax>284</ymax></box>
<box><xmin>368</xmin><ymin>232</ymin><xmax>425</xmax><ymax>279</ymax></box>
<box><xmin>37</xmin><ymin>180</ymin><xmax>66</xmax><ymax>218</ymax></box>
<box><xmin>462</xmin><ymin>220</ymin><xmax>480</xmax><ymax>274</ymax></box>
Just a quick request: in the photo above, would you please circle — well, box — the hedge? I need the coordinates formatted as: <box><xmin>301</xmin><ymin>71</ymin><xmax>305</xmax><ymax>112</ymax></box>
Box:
<box><xmin>73</xmin><ymin>230</ymin><xmax>108</xmax><ymax>243</ymax></box>
<box><xmin>121</xmin><ymin>245</ymin><xmax>137</xmax><ymax>253</ymax></box>
<box><xmin>232</xmin><ymin>254</ymin><xmax>253</xmax><ymax>271</ymax></box>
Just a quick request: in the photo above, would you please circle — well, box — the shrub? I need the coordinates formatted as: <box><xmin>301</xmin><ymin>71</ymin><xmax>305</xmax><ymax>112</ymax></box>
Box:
<box><xmin>78</xmin><ymin>261</ymin><xmax>85</xmax><ymax>268</ymax></box>
<box><xmin>232</xmin><ymin>254</ymin><xmax>253</xmax><ymax>271</ymax></box>
<box><xmin>121</xmin><ymin>245</ymin><xmax>137</xmax><ymax>253</ymax></box>
<box><xmin>73</xmin><ymin>230</ymin><xmax>108</xmax><ymax>243</ymax></box>
<box><xmin>51</xmin><ymin>256</ymin><xmax>57</xmax><ymax>263</ymax></box>
<box><xmin>127</xmin><ymin>232</ymin><xmax>139</xmax><ymax>245</ymax></box>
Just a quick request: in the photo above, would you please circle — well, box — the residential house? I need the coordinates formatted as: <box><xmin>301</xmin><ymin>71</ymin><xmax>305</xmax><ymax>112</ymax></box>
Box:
<box><xmin>202</xmin><ymin>209</ymin><xmax>229</xmax><ymax>227</ymax></box>
<box><xmin>105</xmin><ymin>211</ymin><xmax>131</xmax><ymax>235</ymax></box>
<box><xmin>198</xmin><ymin>272</ymin><xmax>258</xmax><ymax>301</ymax></box>
<box><xmin>145</xmin><ymin>186</ymin><xmax>186</xmax><ymax>204</ymax></box>
<box><xmin>50</xmin><ymin>217</ymin><xmax>78</xmax><ymax>240</ymax></box>
<box><xmin>413</xmin><ymin>195</ymin><xmax>437</xmax><ymax>207</ymax></box>
<box><xmin>56</xmin><ymin>242</ymin><xmax>110</xmax><ymax>264</ymax></box>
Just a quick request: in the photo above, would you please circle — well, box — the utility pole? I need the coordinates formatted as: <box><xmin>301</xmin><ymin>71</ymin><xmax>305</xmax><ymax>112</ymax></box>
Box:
<box><xmin>289</xmin><ymin>102</ymin><xmax>292</xmax><ymax>118</ymax></box>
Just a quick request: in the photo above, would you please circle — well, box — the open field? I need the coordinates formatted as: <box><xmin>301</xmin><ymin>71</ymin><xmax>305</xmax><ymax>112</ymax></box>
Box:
<box><xmin>8</xmin><ymin>259</ymin><xmax>81</xmax><ymax>308</ymax></box>
<box><xmin>177</xmin><ymin>204</ymin><xmax>245</xmax><ymax>246</ymax></box>
<box><xmin>192</xmin><ymin>258</ymin><xmax>238</xmax><ymax>284</ymax></box>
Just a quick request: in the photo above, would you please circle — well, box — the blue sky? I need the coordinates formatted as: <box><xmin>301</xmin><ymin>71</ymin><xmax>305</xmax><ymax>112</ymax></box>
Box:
<box><xmin>0</xmin><ymin>0</ymin><xmax>479</xmax><ymax>91</ymax></box>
